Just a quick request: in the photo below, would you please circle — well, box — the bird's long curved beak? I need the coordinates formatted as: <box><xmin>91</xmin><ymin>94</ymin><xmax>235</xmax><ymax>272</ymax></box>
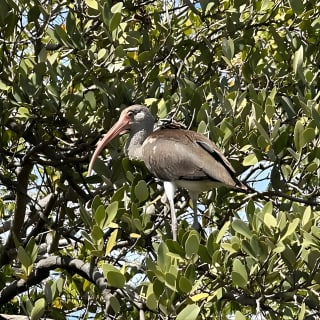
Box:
<box><xmin>87</xmin><ymin>111</ymin><xmax>130</xmax><ymax>176</ymax></box>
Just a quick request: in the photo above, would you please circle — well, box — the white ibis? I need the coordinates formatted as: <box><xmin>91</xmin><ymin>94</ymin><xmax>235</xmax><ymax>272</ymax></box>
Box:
<box><xmin>88</xmin><ymin>105</ymin><xmax>245</xmax><ymax>240</ymax></box>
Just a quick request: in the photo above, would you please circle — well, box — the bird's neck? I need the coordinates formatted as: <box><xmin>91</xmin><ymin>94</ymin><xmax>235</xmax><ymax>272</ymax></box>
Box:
<box><xmin>125</xmin><ymin>128</ymin><xmax>150</xmax><ymax>160</ymax></box>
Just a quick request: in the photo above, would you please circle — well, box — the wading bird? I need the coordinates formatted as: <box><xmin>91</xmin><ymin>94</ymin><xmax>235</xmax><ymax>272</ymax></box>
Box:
<box><xmin>88</xmin><ymin>105</ymin><xmax>245</xmax><ymax>240</ymax></box>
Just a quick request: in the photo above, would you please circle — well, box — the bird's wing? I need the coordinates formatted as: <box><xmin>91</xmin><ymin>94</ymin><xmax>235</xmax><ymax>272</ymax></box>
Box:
<box><xmin>142</xmin><ymin>129</ymin><xmax>238</xmax><ymax>187</ymax></box>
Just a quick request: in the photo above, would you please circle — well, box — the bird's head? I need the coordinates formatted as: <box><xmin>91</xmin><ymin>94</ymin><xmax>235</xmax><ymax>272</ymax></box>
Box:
<box><xmin>87</xmin><ymin>105</ymin><xmax>154</xmax><ymax>176</ymax></box>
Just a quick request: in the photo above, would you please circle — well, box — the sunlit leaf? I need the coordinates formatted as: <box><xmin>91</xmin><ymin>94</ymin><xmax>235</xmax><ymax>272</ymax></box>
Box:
<box><xmin>242</xmin><ymin>153</ymin><xmax>258</xmax><ymax>166</ymax></box>
<box><xmin>105</xmin><ymin>229</ymin><xmax>118</xmax><ymax>255</ymax></box>
<box><xmin>232</xmin><ymin>219</ymin><xmax>252</xmax><ymax>239</ymax></box>
<box><xmin>280</xmin><ymin>218</ymin><xmax>300</xmax><ymax>241</ymax></box>
<box><xmin>85</xmin><ymin>0</ymin><xmax>98</xmax><ymax>10</ymax></box>
<box><xmin>235</xmin><ymin>310</ymin><xmax>246</xmax><ymax>320</ymax></box>
<box><xmin>216</xmin><ymin>221</ymin><xmax>230</xmax><ymax>243</ymax></box>
<box><xmin>30</xmin><ymin>298</ymin><xmax>46</xmax><ymax>320</ymax></box>
<box><xmin>232</xmin><ymin>259</ymin><xmax>248</xmax><ymax>288</ymax></box>
<box><xmin>176</xmin><ymin>304</ymin><xmax>200</xmax><ymax>320</ymax></box>
<box><xmin>191</xmin><ymin>292</ymin><xmax>209</xmax><ymax>302</ymax></box>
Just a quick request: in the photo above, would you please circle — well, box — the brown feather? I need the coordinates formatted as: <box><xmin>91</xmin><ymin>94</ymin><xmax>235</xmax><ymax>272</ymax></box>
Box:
<box><xmin>142</xmin><ymin>128</ymin><xmax>240</xmax><ymax>188</ymax></box>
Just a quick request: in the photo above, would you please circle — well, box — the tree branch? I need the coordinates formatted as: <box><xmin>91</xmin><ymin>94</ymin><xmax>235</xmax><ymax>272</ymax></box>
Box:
<box><xmin>0</xmin><ymin>256</ymin><xmax>109</xmax><ymax>306</ymax></box>
<box><xmin>0</xmin><ymin>255</ymin><xmax>147</xmax><ymax>315</ymax></box>
<box><xmin>0</xmin><ymin>162</ymin><xmax>33</xmax><ymax>267</ymax></box>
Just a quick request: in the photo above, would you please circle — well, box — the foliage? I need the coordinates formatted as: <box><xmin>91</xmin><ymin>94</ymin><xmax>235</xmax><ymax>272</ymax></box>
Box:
<box><xmin>0</xmin><ymin>0</ymin><xmax>319</xmax><ymax>319</ymax></box>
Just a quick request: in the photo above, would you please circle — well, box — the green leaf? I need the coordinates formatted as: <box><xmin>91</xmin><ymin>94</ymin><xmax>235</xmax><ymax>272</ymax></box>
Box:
<box><xmin>232</xmin><ymin>259</ymin><xmax>248</xmax><ymax>288</ymax></box>
<box><xmin>293</xmin><ymin>45</ymin><xmax>304</xmax><ymax>81</ymax></box>
<box><xmin>80</xmin><ymin>203</ymin><xmax>93</xmax><ymax>228</ymax></box>
<box><xmin>312</xmin><ymin>107</ymin><xmax>320</xmax><ymax>129</ymax></box>
<box><xmin>55</xmin><ymin>25</ymin><xmax>70</xmax><ymax>46</ymax></box>
<box><xmin>264</xmin><ymin>213</ymin><xmax>277</xmax><ymax>229</ymax></box>
<box><xmin>97</xmin><ymin>48</ymin><xmax>107</xmax><ymax>61</ymax></box>
<box><xmin>289</xmin><ymin>0</ymin><xmax>304</xmax><ymax>15</ymax></box>
<box><xmin>165</xmin><ymin>272</ymin><xmax>177</xmax><ymax>291</ymax></box>
<box><xmin>25</xmin><ymin>237</ymin><xmax>38</xmax><ymax>263</ymax></box>
<box><xmin>139</xmin><ymin>51</ymin><xmax>154</xmax><ymax>63</ymax></box>
<box><xmin>106</xmin><ymin>201</ymin><xmax>119</xmax><ymax>226</ymax></box>
<box><xmin>254</xmin><ymin>120</ymin><xmax>270</xmax><ymax>142</ymax></box>
<box><xmin>298</xmin><ymin>303</ymin><xmax>306</xmax><ymax>320</ymax></box>
<box><xmin>242</xmin><ymin>153</ymin><xmax>258</xmax><ymax>166</ymax></box>
<box><xmin>176</xmin><ymin>304</ymin><xmax>200</xmax><ymax>320</ymax></box>
<box><xmin>216</xmin><ymin>221</ymin><xmax>230</xmax><ymax>243</ymax></box>
<box><xmin>109</xmin><ymin>295</ymin><xmax>121</xmax><ymax>313</ymax></box>
<box><xmin>235</xmin><ymin>310</ymin><xmax>246</xmax><ymax>320</ymax></box>
<box><xmin>185</xmin><ymin>232</ymin><xmax>200</xmax><ymax>258</ymax></box>
<box><xmin>294</xmin><ymin>120</ymin><xmax>304</xmax><ymax>152</ymax></box>
<box><xmin>191</xmin><ymin>292</ymin><xmax>209</xmax><ymax>302</ymax></box>
<box><xmin>280</xmin><ymin>218</ymin><xmax>300</xmax><ymax>241</ymax></box>
<box><xmin>232</xmin><ymin>219</ymin><xmax>252</xmax><ymax>239</ymax></box>
<box><xmin>31</xmin><ymin>298</ymin><xmax>46</xmax><ymax>320</ymax></box>
<box><xmin>302</xmin><ymin>206</ymin><xmax>312</xmax><ymax>228</ymax></box>
<box><xmin>91</xmin><ymin>225</ymin><xmax>104</xmax><ymax>242</ymax></box>
<box><xmin>66</xmin><ymin>11</ymin><xmax>76</xmax><ymax>34</ymax></box>
<box><xmin>262</xmin><ymin>201</ymin><xmax>273</xmax><ymax>215</ymax></box>
<box><xmin>303</xmin><ymin>127</ymin><xmax>315</xmax><ymax>144</ymax></box>
<box><xmin>146</xmin><ymin>284</ymin><xmax>157</xmax><ymax>311</ymax></box>
<box><xmin>134</xmin><ymin>180</ymin><xmax>149</xmax><ymax>203</ymax></box>
<box><xmin>0</xmin><ymin>80</ymin><xmax>9</xmax><ymax>90</ymax></box>
<box><xmin>103</xmin><ymin>264</ymin><xmax>126</xmax><ymax>288</ymax></box>
<box><xmin>18</xmin><ymin>106</ymin><xmax>30</xmax><ymax>120</ymax></box>
<box><xmin>241</xmin><ymin>239</ymin><xmax>257</xmax><ymax>259</ymax></box>
<box><xmin>111</xmin><ymin>2</ymin><xmax>123</xmax><ymax>13</ymax></box>
<box><xmin>221</xmin><ymin>37</ymin><xmax>234</xmax><ymax>60</ymax></box>
<box><xmin>246</xmin><ymin>200</ymin><xmax>255</xmax><ymax>217</ymax></box>
<box><xmin>251</xmin><ymin>236</ymin><xmax>268</xmax><ymax>261</ymax></box>
<box><xmin>92</xmin><ymin>195</ymin><xmax>103</xmax><ymax>212</ymax></box>
<box><xmin>153</xmin><ymin>278</ymin><xmax>165</xmax><ymax>298</ymax></box>
<box><xmin>106</xmin><ymin>229</ymin><xmax>118</xmax><ymax>255</ymax></box>
<box><xmin>158</xmin><ymin>242</ymin><xmax>170</xmax><ymax>272</ymax></box>
<box><xmin>109</xmin><ymin>12</ymin><xmax>121</xmax><ymax>31</ymax></box>
<box><xmin>95</xmin><ymin>205</ymin><xmax>107</xmax><ymax>229</ymax></box>
<box><xmin>85</xmin><ymin>0</ymin><xmax>98</xmax><ymax>10</ymax></box>
<box><xmin>178</xmin><ymin>276</ymin><xmax>192</xmax><ymax>293</ymax></box>
<box><xmin>17</xmin><ymin>246</ymin><xmax>32</xmax><ymax>269</ymax></box>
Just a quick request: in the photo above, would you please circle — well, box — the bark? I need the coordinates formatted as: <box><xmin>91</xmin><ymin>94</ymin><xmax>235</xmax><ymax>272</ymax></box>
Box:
<box><xmin>0</xmin><ymin>256</ymin><xmax>109</xmax><ymax>306</ymax></box>
<box><xmin>0</xmin><ymin>162</ymin><xmax>33</xmax><ymax>267</ymax></box>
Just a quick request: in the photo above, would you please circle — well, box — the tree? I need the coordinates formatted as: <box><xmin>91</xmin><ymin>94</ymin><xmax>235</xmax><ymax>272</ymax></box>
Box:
<box><xmin>0</xmin><ymin>0</ymin><xmax>319</xmax><ymax>318</ymax></box>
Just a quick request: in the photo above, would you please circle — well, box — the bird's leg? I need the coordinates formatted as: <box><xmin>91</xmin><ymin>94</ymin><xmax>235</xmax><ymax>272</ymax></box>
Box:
<box><xmin>189</xmin><ymin>191</ymin><xmax>201</xmax><ymax>231</ymax></box>
<box><xmin>163</xmin><ymin>181</ymin><xmax>177</xmax><ymax>241</ymax></box>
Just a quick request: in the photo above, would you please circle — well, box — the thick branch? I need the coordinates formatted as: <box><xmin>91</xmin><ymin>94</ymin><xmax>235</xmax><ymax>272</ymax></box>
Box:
<box><xmin>0</xmin><ymin>256</ymin><xmax>109</xmax><ymax>306</ymax></box>
<box><xmin>0</xmin><ymin>162</ymin><xmax>33</xmax><ymax>267</ymax></box>
<box><xmin>0</xmin><ymin>255</ymin><xmax>147</xmax><ymax>315</ymax></box>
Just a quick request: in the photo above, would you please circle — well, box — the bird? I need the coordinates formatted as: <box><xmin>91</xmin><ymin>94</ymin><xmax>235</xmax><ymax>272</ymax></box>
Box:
<box><xmin>88</xmin><ymin>104</ymin><xmax>246</xmax><ymax>240</ymax></box>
